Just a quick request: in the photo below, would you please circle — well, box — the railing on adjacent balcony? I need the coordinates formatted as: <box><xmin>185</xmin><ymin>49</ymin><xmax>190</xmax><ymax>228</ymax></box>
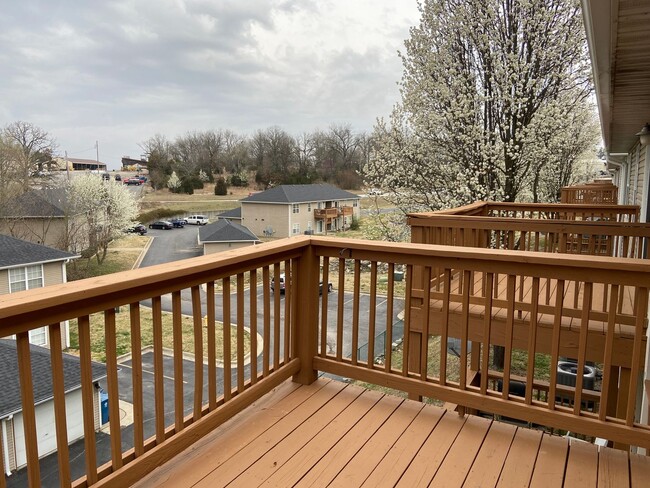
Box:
<box><xmin>561</xmin><ymin>180</ymin><xmax>618</xmax><ymax>205</ymax></box>
<box><xmin>1</xmin><ymin>235</ymin><xmax>650</xmax><ymax>487</ymax></box>
<box><xmin>313</xmin><ymin>208</ymin><xmax>338</xmax><ymax>220</ymax></box>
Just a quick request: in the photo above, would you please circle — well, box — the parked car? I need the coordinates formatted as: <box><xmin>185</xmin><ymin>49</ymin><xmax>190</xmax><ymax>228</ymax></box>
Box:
<box><xmin>186</xmin><ymin>215</ymin><xmax>208</xmax><ymax>225</ymax></box>
<box><xmin>126</xmin><ymin>224</ymin><xmax>147</xmax><ymax>235</ymax></box>
<box><xmin>270</xmin><ymin>274</ymin><xmax>286</xmax><ymax>293</ymax></box>
<box><xmin>125</xmin><ymin>178</ymin><xmax>142</xmax><ymax>185</ymax></box>
<box><xmin>114</xmin><ymin>174</ymin><xmax>122</xmax><ymax>181</ymax></box>
<box><xmin>271</xmin><ymin>273</ymin><xmax>332</xmax><ymax>295</ymax></box>
<box><xmin>149</xmin><ymin>221</ymin><xmax>173</xmax><ymax>230</ymax></box>
<box><xmin>101</xmin><ymin>173</ymin><xmax>110</xmax><ymax>181</ymax></box>
<box><xmin>138</xmin><ymin>175</ymin><xmax>147</xmax><ymax>183</ymax></box>
<box><xmin>170</xmin><ymin>218</ymin><xmax>185</xmax><ymax>228</ymax></box>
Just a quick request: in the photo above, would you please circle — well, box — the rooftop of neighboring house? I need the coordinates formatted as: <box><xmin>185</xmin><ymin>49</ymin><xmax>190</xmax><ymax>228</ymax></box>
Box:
<box><xmin>0</xmin><ymin>338</ymin><xmax>106</xmax><ymax>418</ymax></box>
<box><xmin>217</xmin><ymin>207</ymin><xmax>242</xmax><ymax>220</ymax></box>
<box><xmin>0</xmin><ymin>234</ymin><xmax>78</xmax><ymax>269</ymax></box>
<box><xmin>199</xmin><ymin>219</ymin><xmax>259</xmax><ymax>243</ymax></box>
<box><xmin>1</xmin><ymin>187</ymin><xmax>68</xmax><ymax>218</ymax></box>
<box><xmin>239</xmin><ymin>184</ymin><xmax>359</xmax><ymax>204</ymax></box>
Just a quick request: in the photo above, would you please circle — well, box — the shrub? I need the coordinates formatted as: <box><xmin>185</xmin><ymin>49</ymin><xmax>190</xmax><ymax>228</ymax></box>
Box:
<box><xmin>137</xmin><ymin>207</ymin><xmax>188</xmax><ymax>223</ymax></box>
<box><xmin>215</xmin><ymin>177</ymin><xmax>228</xmax><ymax>195</ymax></box>
<box><xmin>349</xmin><ymin>215</ymin><xmax>360</xmax><ymax>231</ymax></box>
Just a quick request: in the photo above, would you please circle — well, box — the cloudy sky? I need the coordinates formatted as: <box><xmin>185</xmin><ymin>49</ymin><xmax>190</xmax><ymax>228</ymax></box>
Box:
<box><xmin>1</xmin><ymin>0</ymin><xmax>420</xmax><ymax>170</ymax></box>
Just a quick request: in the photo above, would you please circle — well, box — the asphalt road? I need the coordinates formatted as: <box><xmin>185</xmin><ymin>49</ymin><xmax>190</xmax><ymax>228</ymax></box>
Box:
<box><xmin>139</xmin><ymin>224</ymin><xmax>203</xmax><ymax>267</ymax></box>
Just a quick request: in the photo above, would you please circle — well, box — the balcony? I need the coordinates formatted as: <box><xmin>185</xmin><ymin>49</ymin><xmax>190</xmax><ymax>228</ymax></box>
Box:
<box><xmin>1</xmin><ymin>230</ymin><xmax>650</xmax><ymax>486</ymax></box>
<box><xmin>313</xmin><ymin>208</ymin><xmax>338</xmax><ymax>220</ymax></box>
<box><xmin>561</xmin><ymin>180</ymin><xmax>619</xmax><ymax>205</ymax></box>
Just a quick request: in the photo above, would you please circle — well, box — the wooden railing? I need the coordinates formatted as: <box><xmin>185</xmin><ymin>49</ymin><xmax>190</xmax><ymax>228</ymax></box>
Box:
<box><xmin>2</xmin><ymin>235</ymin><xmax>650</xmax><ymax>486</ymax></box>
<box><xmin>313</xmin><ymin>208</ymin><xmax>338</xmax><ymax>219</ymax></box>
<box><xmin>561</xmin><ymin>180</ymin><xmax>618</xmax><ymax>205</ymax></box>
<box><xmin>408</xmin><ymin>202</ymin><xmax>646</xmax><ymax>259</ymax></box>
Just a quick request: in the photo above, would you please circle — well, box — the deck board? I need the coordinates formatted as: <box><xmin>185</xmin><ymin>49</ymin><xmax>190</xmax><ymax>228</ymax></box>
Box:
<box><xmin>133</xmin><ymin>378</ymin><xmax>650</xmax><ymax>488</ymax></box>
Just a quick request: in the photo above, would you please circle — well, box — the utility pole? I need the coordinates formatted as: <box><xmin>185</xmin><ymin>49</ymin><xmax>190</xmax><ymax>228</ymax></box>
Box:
<box><xmin>65</xmin><ymin>151</ymin><xmax>70</xmax><ymax>181</ymax></box>
<box><xmin>95</xmin><ymin>140</ymin><xmax>99</xmax><ymax>162</ymax></box>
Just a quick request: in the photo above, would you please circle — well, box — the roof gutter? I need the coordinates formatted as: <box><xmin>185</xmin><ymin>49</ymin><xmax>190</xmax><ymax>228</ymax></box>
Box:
<box><xmin>0</xmin><ymin>255</ymin><xmax>81</xmax><ymax>272</ymax></box>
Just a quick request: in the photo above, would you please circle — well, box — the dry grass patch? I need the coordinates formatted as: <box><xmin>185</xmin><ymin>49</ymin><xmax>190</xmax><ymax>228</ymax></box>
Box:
<box><xmin>68</xmin><ymin>307</ymin><xmax>250</xmax><ymax>363</ymax></box>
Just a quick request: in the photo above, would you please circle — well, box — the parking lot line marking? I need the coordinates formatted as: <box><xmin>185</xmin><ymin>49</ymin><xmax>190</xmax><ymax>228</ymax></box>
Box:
<box><xmin>119</xmin><ymin>363</ymin><xmax>187</xmax><ymax>384</ymax></box>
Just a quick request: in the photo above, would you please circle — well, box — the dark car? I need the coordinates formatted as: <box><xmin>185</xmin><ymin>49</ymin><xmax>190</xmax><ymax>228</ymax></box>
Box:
<box><xmin>101</xmin><ymin>173</ymin><xmax>110</xmax><ymax>181</ymax></box>
<box><xmin>149</xmin><ymin>221</ymin><xmax>173</xmax><ymax>230</ymax></box>
<box><xmin>114</xmin><ymin>174</ymin><xmax>122</xmax><ymax>181</ymax></box>
<box><xmin>170</xmin><ymin>218</ymin><xmax>185</xmax><ymax>228</ymax></box>
<box><xmin>126</xmin><ymin>224</ymin><xmax>147</xmax><ymax>235</ymax></box>
<box><xmin>126</xmin><ymin>178</ymin><xmax>142</xmax><ymax>185</ymax></box>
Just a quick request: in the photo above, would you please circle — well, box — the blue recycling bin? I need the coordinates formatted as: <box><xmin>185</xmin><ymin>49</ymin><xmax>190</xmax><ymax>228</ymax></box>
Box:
<box><xmin>100</xmin><ymin>389</ymin><xmax>109</xmax><ymax>424</ymax></box>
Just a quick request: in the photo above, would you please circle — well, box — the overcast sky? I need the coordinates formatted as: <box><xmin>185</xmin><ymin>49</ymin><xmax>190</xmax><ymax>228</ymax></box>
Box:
<box><xmin>0</xmin><ymin>0</ymin><xmax>420</xmax><ymax>170</ymax></box>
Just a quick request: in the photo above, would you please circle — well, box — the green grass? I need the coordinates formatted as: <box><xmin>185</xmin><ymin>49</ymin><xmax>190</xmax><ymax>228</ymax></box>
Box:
<box><xmin>66</xmin><ymin>235</ymin><xmax>149</xmax><ymax>281</ymax></box>
<box><xmin>67</xmin><ymin>307</ymin><xmax>250</xmax><ymax>363</ymax></box>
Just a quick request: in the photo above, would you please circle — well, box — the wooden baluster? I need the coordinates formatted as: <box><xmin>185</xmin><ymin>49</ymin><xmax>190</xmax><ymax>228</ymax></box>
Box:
<box><xmin>385</xmin><ymin>263</ymin><xmax>395</xmax><ymax>373</ymax></box>
<box><xmin>191</xmin><ymin>285</ymin><xmax>203</xmax><ymax>420</ymax></box>
<box><xmin>573</xmin><ymin>282</ymin><xmax>594</xmax><ymax>415</ymax></box>
<box><xmin>627</xmin><ymin>287</ymin><xmax>649</xmax><ymax>426</ymax></box>
<box><xmin>439</xmin><ymin>269</ymin><xmax>451</xmax><ymax>386</ymax></box>
<box><xmin>206</xmin><ymin>281</ymin><xmax>217</xmax><ymax>409</ymax></box>
<box><xmin>525</xmin><ymin>278</ymin><xmax>540</xmax><ymax>405</ymax></box>
<box><xmin>284</xmin><ymin>260</ymin><xmax>292</xmax><ymax>365</ymax></box>
<box><xmin>502</xmin><ymin>275</ymin><xmax>516</xmax><ymax>400</ymax></box>
<box><xmin>129</xmin><ymin>303</ymin><xmax>144</xmax><ymax>456</ymax></box>
<box><xmin>320</xmin><ymin>257</ymin><xmax>330</xmax><ymax>357</ymax></box>
<box><xmin>77</xmin><ymin>316</ymin><xmax>97</xmax><ymax>483</ymax></box>
<box><xmin>480</xmin><ymin>274</ymin><xmax>494</xmax><ymax>395</ymax></box>
<box><xmin>48</xmin><ymin>322</ymin><xmax>70</xmax><ymax>486</ymax></box>
<box><xmin>223</xmin><ymin>278</ymin><xmax>232</xmax><ymax>400</ymax></box>
<box><xmin>236</xmin><ymin>274</ymin><xmax>245</xmax><ymax>393</ymax></box>
<box><xmin>548</xmin><ymin>280</ymin><xmax>565</xmax><ymax>410</ymax></box>
<box><xmin>460</xmin><ymin>270</ymin><xmax>471</xmax><ymax>390</ymax></box>
<box><xmin>249</xmin><ymin>270</ymin><xmax>258</xmax><ymax>385</ymax></box>
<box><xmin>367</xmin><ymin>261</ymin><xmax>377</xmax><ymax>368</ymax></box>
<box><xmin>152</xmin><ymin>296</ymin><xmax>165</xmax><ymax>444</ymax></box>
<box><xmin>599</xmin><ymin>285</ymin><xmax>619</xmax><ymax>421</ymax></box>
<box><xmin>351</xmin><ymin>260</ymin><xmax>361</xmax><ymax>365</ymax></box>
<box><xmin>171</xmin><ymin>291</ymin><xmax>184</xmax><ymax>432</ymax></box>
<box><xmin>273</xmin><ymin>264</ymin><xmax>281</xmax><ymax>371</ymax></box>
<box><xmin>262</xmin><ymin>267</ymin><xmax>271</xmax><ymax>377</ymax></box>
<box><xmin>16</xmin><ymin>332</ymin><xmax>40</xmax><ymax>487</ymax></box>
<box><xmin>104</xmin><ymin>308</ymin><xmax>122</xmax><ymax>469</ymax></box>
<box><xmin>418</xmin><ymin>266</ymin><xmax>432</xmax><ymax>383</ymax></box>
<box><xmin>402</xmin><ymin>265</ymin><xmax>413</xmax><ymax>378</ymax></box>
<box><xmin>336</xmin><ymin>258</ymin><xmax>345</xmax><ymax>361</ymax></box>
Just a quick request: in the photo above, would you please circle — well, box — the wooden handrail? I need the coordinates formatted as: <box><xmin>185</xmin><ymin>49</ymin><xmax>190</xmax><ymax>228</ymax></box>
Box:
<box><xmin>2</xmin><ymin>235</ymin><xmax>650</xmax><ymax>486</ymax></box>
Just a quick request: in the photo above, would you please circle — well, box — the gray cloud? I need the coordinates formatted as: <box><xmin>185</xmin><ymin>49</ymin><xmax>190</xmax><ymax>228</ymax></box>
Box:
<box><xmin>0</xmin><ymin>0</ymin><xmax>419</xmax><ymax>167</ymax></box>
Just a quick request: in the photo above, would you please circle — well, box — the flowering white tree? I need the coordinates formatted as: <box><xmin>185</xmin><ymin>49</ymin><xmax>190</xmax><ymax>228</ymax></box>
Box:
<box><xmin>167</xmin><ymin>171</ymin><xmax>181</xmax><ymax>192</ymax></box>
<box><xmin>68</xmin><ymin>174</ymin><xmax>138</xmax><ymax>263</ymax></box>
<box><xmin>365</xmin><ymin>0</ymin><xmax>598</xmax><ymax>211</ymax></box>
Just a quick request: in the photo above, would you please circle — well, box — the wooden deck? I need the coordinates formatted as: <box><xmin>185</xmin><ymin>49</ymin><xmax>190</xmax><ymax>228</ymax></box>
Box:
<box><xmin>133</xmin><ymin>378</ymin><xmax>650</xmax><ymax>487</ymax></box>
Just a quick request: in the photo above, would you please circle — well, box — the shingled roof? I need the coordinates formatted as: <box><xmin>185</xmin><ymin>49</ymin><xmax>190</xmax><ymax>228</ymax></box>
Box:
<box><xmin>199</xmin><ymin>219</ymin><xmax>259</xmax><ymax>243</ymax></box>
<box><xmin>1</xmin><ymin>188</ymin><xmax>68</xmax><ymax>218</ymax></box>
<box><xmin>240</xmin><ymin>184</ymin><xmax>358</xmax><ymax>204</ymax></box>
<box><xmin>0</xmin><ymin>339</ymin><xmax>106</xmax><ymax>418</ymax></box>
<box><xmin>217</xmin><ymin>207</ymin><xmax>242</xmax><ymax>220</ymax></box>
<box><xmin>0</xmin><ymin>234</ymin><xmax>77</xmax><ymax>269</ymax></box>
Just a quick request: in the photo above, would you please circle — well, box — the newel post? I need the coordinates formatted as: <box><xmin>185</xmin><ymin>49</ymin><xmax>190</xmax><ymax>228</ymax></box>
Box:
<box><xmin>293</xmin><ymin>242</ymin><xmax>319</xmax><ymax>384</ymax></box>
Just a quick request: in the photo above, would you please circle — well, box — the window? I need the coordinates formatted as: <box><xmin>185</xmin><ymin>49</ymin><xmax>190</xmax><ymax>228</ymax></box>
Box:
<box><xmin>9</xmin><ymin>265</ymin><xmax>43</xmax><ymax>293</ymax></box>
<box><xmin>9</xmin><ymin>265</ymin><xmax>46</xmax><ymax>345</ymax></box>
<box><xmin>292</xmin><ymin>223</ymin><xmax>300</xmax><ymax>235</ymax></box>
<box><xmin>353</xmin><ymin>200</ymin><xmax>358</xmax><ymax>208</ymax></box>
<box><xmin>292</xmin><ymin>204</ymin><xmax>300</xmax><ymax>214</ymax></box>
<box><xmin>307</xmin><ymin>203</ymin><xmax>312</xmax><ymax>212</ymax></box>
<box><xmin>317</xmin><ymin>202</ymin><xmax>323</xmax><ymax>210</ymax></box>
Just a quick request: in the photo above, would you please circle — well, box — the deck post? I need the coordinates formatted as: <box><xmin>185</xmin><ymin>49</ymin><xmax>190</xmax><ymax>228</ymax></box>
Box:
<box><xmin>293</xmin><ymin>242</ymin><xmax>319</xmax><ymax>385</ymax></box>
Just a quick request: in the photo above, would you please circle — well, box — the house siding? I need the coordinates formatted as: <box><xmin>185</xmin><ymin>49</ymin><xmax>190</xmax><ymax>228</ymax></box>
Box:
<box><xmin>0</xmin><ymin>270</ymin><xmax>8</xmax><ymax>295</ymax></box>
<box><xmin>43</xmin><ymin>262</ymin><xmax>65</xmax><ymax>286</ymax></box>
<box><xmin>241</xmin><ymin>203</ymin><xmax>290</xmax><ymax>238</ymax></box>
<box><xmin>203</xmin><ymin>241</ymin><xmax>256</xmax><ymax>255</ymax></box>
<box><xmin>0</xmin><ymin>218</ymin><xmax>69</xmax><ymax>251</ymax></box>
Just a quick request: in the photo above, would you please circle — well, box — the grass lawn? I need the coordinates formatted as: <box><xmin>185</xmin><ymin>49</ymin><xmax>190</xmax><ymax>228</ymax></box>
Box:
<box><xmin>67</xmin><ymin>306</ymin><xmax>250</xmax><ymax>364</ymax></box>
<box><xmin>67</xmin><ymin>235</ymin><xmax>150</xmax><ymax>280</ymax></box>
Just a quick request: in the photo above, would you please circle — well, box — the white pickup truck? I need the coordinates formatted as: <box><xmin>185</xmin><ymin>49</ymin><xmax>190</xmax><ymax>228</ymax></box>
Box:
<box><xmin>186</xmin><ymin>214</ymin><xmax>208</xmax><ymax>225</ymax></box>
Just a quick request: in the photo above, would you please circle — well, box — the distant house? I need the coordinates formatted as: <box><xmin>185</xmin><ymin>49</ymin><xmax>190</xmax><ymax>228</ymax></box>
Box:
<box><xmin>216</xmin><ymin>207</ymin><xmax>242</xmax><ymax>223</ymax></box>
<box><xmin>0</xmin><ymin>234</ymin><xmax>78</xmax><ymax>348</ymax></box>
<box><xmin>53</xmin><ymin>157</ymin><xmax>107</xmax><ymax>172</ymax></box>
<box><xmin>121</xmin><ymin>156</ymin><xmax>148</xmax><ymax>171</ymax></box>
<box><xmin>0</xmin><ymin>339</ymin><xmax>105</xmax><ymax>473</ymax></box>
<box><xmin>239</xmin><ymin>184</ymin><xmax>361</xmax><ymax>238</ymax></box>
<box><xmin>198</xmin><ymin>219</ymin><xmax>259</xmax><ymax>255</ymax></box>
<box><xmin>0</xmin><ymin>188</ymin><xmax>69</xmax><ymax>250</ymax></box>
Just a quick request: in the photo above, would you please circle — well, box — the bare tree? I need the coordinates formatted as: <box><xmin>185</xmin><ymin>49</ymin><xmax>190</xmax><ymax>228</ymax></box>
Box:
<box><xmin>3</xmin><ymin>121</ymin><xmax>57</xmax><ymax>193</ymax></box>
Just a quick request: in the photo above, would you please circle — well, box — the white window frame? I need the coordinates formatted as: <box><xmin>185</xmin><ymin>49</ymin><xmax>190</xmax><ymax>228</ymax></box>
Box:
<box><xmin>292</xmin><ymin>223</ymin><xmax>300</xmax><ymax>235</ymax></box>
<box><xmin>307</xmin><ymin>203</ymin><xmax>312</xmax><ymax>212</ymax></box>
<box><xmin>292</xmin><ymin>204</ymin><xmax>300</xmax><ymax>214</ymax></box>
<box><xmin>9</xmin><ymin>264</ymin><xmax>44</xmax><ymax>293</ymax></box>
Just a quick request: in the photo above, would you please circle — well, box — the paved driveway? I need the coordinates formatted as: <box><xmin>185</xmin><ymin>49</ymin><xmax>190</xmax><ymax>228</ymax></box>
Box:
<box><xmin>139</xmin><ymin>224</ymin><xmax>203</xmax><ymax>267</ymax></box>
